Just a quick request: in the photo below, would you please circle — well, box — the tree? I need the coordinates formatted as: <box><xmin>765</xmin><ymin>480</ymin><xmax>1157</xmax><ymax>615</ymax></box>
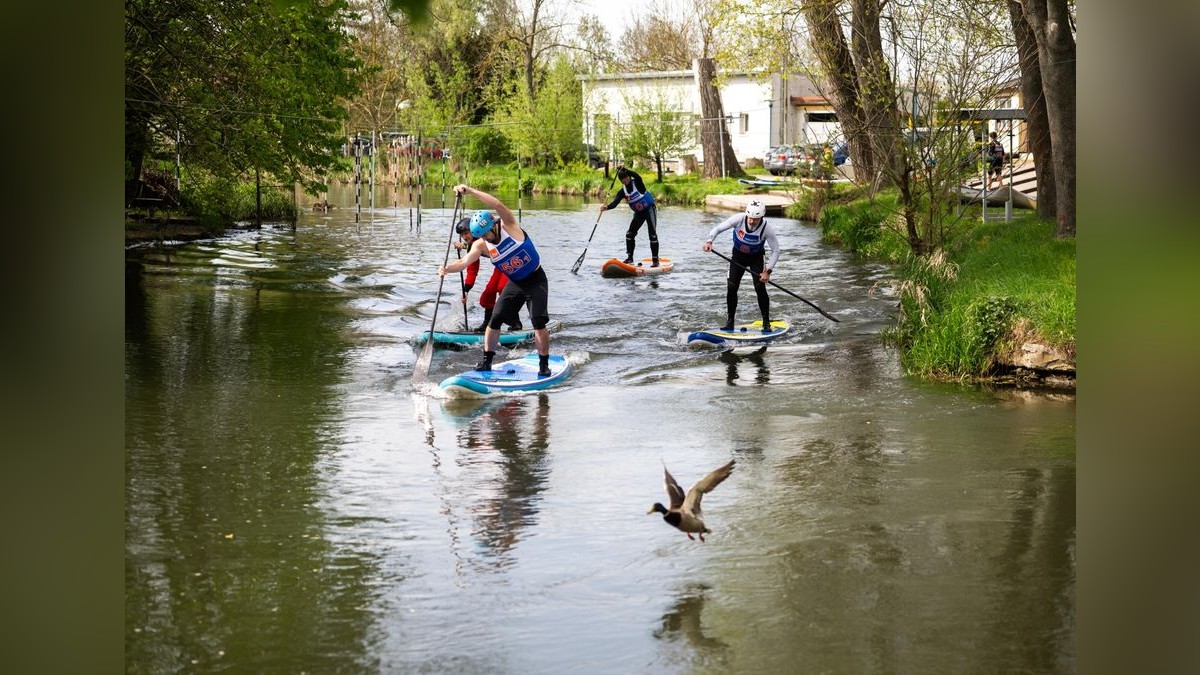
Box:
<box><xmin>125</xmin><ymin>0</ymin><xmax>363</xmax><ymax>204</ymax></box>
<box><xmin>695</xmin><ymin>58</ymin><xmax>746</xmax><ymax>179</ymax></box>
<box><xmin>1018</xmin><ymin>0</ymin><xmax>1076</xmax><ymax>237</ymax></box>
<box><xmin>616</xmin><ymin>11</ymin><xmax>696</xmax><ymax>71</ymax></box>
<box><xmin>618</xmin><ymin>93</ymin><xmax>693</xmax><ymax>182</ymax></box>
<box><xmin>487</xmin><ymin>0</ymin><xmax>572</xmax><ymax>105</ymax></box>
<box><xmin>494</xmin><ymin>54</ymin><xmax>583</xmax><ymax>168</ymax></box>
<box><xmin>1007</xmin><ymin>0</ymin><xmax>1056</xmax><ymax>222</ymax></box>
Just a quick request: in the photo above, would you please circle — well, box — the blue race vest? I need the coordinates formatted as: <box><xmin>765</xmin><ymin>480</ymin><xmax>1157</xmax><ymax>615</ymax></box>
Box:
<box><xmin>624</xmin><ymin>183</ymin><xmax>656</xmax><ymax>212</ymax></box>
<box><xmin>486</xmin><ymin>228</ymin><xmax>540</xmax><ymax>282</ymax></box>
<box><xmin>733</xmin><ymin>218</ymin><xmax>766</xmax><ymax>255</ymax></box>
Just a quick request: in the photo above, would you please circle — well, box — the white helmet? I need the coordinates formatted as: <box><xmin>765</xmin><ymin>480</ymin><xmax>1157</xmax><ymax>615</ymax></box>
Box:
<box><xmin>745</xmin><ymin>200</ymin><xmax>766</xmax><ymax>219</ymax></box>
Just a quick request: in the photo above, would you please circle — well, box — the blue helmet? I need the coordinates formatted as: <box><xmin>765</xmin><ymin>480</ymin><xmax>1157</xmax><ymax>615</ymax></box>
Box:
<box><xmin>469</xmin><ymin>211</ymin><xmax>496</xmax><ymax>238</ymax></box>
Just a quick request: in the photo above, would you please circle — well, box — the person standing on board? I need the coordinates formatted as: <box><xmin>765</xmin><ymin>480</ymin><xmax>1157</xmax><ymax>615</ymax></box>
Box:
<box><xmin>454</xmin><ymin>217</ymin><xmax>524</xmax><ymax>333</ymax></box>
<box><xmin>440</xmin><ymin>184</ymin><xmax>554</xmax><ymax>377</ymax></box>
<box><xmin>702</xmin><ymin>200</ymin><xmax>781</xmax><ymax>333</ymax></box>
<box><xmin>598</xmin><ymin>166</ymin><xmax>660</xmax><ymax>266</ymax></box>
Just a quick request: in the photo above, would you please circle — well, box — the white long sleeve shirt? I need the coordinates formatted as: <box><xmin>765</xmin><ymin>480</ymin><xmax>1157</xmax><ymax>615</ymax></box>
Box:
<box><xmin>706</xmin><ymin>214</ymin><xmax>781</xmax><ymax>270</ymax></box>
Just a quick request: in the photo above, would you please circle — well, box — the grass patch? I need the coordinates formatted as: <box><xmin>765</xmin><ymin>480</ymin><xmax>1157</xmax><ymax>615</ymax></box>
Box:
<box><xmin>884</xmin><ymin>215</ymin><xmax>1076</xmax><ymax>379</ymax></box>
<box><xmin>816</xmin><ymin>190</ymin><xmax>911</xmax><ymax>263</ymax></box>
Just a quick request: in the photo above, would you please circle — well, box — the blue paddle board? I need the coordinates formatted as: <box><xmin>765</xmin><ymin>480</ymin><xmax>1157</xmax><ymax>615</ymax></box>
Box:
<box><xmin>687</xmin><ymin>319</ymin><xmax>790</xmax><ymax>346</ymax></box>
<box><xmin>439</xmin><ymin>353</ymin><xmax>572</xmax><ymax>397</ymax></box>
<box><xmin>413</xmin><ymin>320</ymin><xmax>562</xmax><ymax>347</ymax></box>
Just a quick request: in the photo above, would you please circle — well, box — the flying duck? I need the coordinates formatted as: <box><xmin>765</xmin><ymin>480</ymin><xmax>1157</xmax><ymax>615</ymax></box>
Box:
<box><xmin>647</xmin><ymin>459</ymin><xmax>735</xmax><ymax>542</ymax></box>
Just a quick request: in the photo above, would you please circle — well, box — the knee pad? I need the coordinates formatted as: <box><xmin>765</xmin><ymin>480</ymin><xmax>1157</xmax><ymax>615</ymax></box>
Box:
<box><xmin>532</xmin><ymin>315</ymin><xmax>550</xmax><ymax>330</ymax></box>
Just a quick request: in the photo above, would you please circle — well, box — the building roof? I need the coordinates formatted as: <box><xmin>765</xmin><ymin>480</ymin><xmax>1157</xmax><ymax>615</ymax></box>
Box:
<box><xmin>578</xmin><ymin>68</ymin><xmax>768</xmax><ymax>82</ymax></box>
<box><xmin>791</xmin><ymin>95</ymin><xmax>831</xmax><ymax>106</ymax></box>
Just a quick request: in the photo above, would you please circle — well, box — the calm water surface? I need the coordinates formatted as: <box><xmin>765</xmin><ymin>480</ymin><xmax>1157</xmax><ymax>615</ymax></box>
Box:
<box><xmin>125</xmin><ymin>187</ymin><xmax>1075</xmax><ymax>673</ymax></box>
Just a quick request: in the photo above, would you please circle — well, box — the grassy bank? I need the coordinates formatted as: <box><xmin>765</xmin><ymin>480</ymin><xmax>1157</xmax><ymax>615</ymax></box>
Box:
<box><xmin>814</xmin><ymin>191</ymin><xmax>1075</xmax><ymax>381</ymax></box>
<box><xmin>329</xmin><ymin>161</ymin><xmax>760</xmax><ymax>206</ymax></box>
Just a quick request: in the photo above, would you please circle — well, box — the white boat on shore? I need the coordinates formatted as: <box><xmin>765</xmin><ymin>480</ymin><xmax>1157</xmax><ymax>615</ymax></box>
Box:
<box><xmin>957</xmin><ymin>184</ymin><xmax>1036</xmax><ymax>210</ymax></box>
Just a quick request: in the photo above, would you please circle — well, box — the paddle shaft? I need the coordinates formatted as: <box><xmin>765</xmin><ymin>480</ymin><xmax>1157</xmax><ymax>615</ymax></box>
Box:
<box><xmin>570</xmin><ymin>171</ymin><xmax>619</xmax><ymax>273</ymax></box>
<box><xmin>413</xmin><ymin>193</ymin><xmax>464</xmax><ymax>384</ymax></box>
<box><xmin>709</xmin><ymin>249</ymin><xmax>839</xmax><ymax>323</ymax></box>
<box><xmin>456</xmin><ymin>246</ymin><xmax>468</xmax><ymax>328</ymax></box>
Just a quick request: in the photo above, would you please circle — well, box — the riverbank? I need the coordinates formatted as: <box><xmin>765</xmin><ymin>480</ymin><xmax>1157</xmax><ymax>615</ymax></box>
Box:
<box><xmin>798</xmin><ymin>190</ymin><xmax>1076</xmax><ymax>388</ymax></box>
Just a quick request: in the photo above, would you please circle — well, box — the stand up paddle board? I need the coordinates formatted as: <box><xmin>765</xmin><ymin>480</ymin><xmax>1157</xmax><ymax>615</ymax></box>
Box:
<box><xmin>600</xmin><ymin>257</ymin><xmax>675</xmax><ymax>278</ymax></box>
<box><xmin>439</xmin><ymin>353</ymin><xmax>572</xmax><ymax>397</ymax></box>
<box><xmin>413</xmin><ymin>320</ymin><xmax>562</xmax><ymax>348</ymax></box>
<box><xmin>687</xmin><ymin>319</ymin><xmax>790</xmax><ymax>346</ymax></box>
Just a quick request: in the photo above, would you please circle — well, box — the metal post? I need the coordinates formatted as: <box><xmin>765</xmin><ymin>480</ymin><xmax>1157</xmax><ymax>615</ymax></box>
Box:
<box><xmin>415</xmin><ymin>132</ymin><xmax>423</xmax><ymax>233</ymax></box>
<box><xmin>354</xmin><ymin>137</ymin><xmax>361</xmax><ymax>224</ymax></box>
<box><xmin>369</xmin><ymin>128</ymin><xmax>376</xmax><ymax>219</ymax></box>
<box><xmin>1005</xmin><ymin>122</ymin><xmax>1014</xmax><ymax>222</ymax></box>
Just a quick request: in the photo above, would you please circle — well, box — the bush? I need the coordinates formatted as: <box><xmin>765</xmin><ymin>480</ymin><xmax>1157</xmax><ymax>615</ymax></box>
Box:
<box><xmin>457</xmin><ymin>127</ymin><xmax>512</xmax><ymax>165</ymax></box>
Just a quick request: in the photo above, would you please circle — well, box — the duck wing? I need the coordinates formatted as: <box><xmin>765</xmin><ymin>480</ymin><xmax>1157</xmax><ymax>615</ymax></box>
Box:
<box><xmin>682</xmin><ymin>459</ymin><xmax>735</xmax><ymax>517</ymax></box>
<box><xmin>663</xmin><ymin>464</ymin><xmax>687</xmax><ymax>511</ymax></box>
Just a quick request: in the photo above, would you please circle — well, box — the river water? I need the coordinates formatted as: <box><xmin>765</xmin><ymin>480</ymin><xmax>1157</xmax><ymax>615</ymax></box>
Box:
<box><xmin>125</xmin><ymin>187</ymin><xmax>1075</xmax><ymax>673</ymax></box>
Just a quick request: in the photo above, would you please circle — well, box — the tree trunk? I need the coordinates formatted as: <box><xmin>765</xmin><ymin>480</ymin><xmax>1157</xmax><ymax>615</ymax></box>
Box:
<box><xmin>1022</xmin><ymin>0</ymin><xmax>1076</xmax><ymax>237</ymax></box>
<box><xmin>801</xmin><ymin>0</ymin><xmax>874</xmax><ymax>179</ymax></box>
<box><xmin>850</xmin><ymin>0</ymin><xmax>902</xmax><ymax>179</ymax></box>
<box><xmin>125</xmin><ymin>109</ymin><xmax>149</xmax><ymax>207</ymax></box>
<box><xmin>1008</xmin><ymin>0</ymin><xmax>1056</xmax><ymax>221</ymax></box>
<box><xmin>694</xmin><ymin>58</ymin><xmax>745</xmax><ymax>179</ymax></box>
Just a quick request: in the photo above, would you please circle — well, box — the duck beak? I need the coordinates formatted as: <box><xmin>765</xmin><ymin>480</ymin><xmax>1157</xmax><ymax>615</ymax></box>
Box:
<box><xmin>646</xmin><ymin>506</ymin><xmax>655</xmax><ymax>514</ymax></box>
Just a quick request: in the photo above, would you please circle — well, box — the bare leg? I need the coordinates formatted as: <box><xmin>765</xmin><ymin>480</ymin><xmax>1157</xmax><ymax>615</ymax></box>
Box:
<box><xmin>484</xmin><ymin>326</ymin><xmax>500</xmax><ymax>353</ymax></box>
<box><xmin>533</xmin><ymin>327</ymin><xmax>550</xmax><ymax>356</ymax></box>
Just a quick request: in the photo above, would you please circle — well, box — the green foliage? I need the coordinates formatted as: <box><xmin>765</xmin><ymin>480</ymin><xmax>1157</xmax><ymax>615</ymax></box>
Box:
<box><xmin>493</xmin><ymin>56</ymin><xmax>584</xmax><ymax>169</ymax></box>
<box><xmin>457</xmin><ymin>126</ymin><xmax>513</xmax><ymax>164</ymax></box>
<box><xmin>126</xmin><ymin>0</ymin><xmax>363</xmax><ymax>203</ymax></box>
<box><xmin>883</xmin><ymin>216</ymin><xmax>1076</xmax><ymax>380</ymax></box>
<box><xmin>653</xmin><ymin>174</ymin><xmax>746</xmax><ymax>206</ymax></box>
<box><xmin>817</xmin><ymin>192</ymin><xmax>910</xmax><ymax>263</ymax></box>
<box><xmin>617</xmin><ymin>92</ymin><xmax>693</xmax><ymax>182</ymax></box>
<box><xmin>179</xmin><ymin>172</ymin><xmax>298</xmax><ymax>228</ymax></box>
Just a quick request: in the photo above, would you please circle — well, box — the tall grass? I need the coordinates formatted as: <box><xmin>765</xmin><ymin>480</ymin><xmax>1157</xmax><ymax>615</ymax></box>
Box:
<box><xmin>816</xmin><ymin>191</ymin><xmax>911</xmax><ymax>263</ymax></box>
<box><xmin>886</xmin><ymin>216</ymin><xmax>1076</xmax><ymax>379</ymax></box>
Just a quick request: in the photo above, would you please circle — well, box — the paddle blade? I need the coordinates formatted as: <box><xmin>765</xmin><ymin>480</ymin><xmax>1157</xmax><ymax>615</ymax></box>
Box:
<box><xmin>412</xmin><ymin>333</ymin><xmax>435</xmax><ymax>385</ymax></box>
<box><xmin>569</xmin><ymin>250</ymin><xmax>586</xmax><ymax>274</ymax></box>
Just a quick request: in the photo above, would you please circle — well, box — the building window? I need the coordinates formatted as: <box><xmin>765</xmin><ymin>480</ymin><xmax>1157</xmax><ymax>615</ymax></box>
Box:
<box><xmin>739</xmin><ymin>113</ymin><xmax>749</xmax><ymax>133</ymax></box>
<box><xmin>807</xmin><ymin>111</ymin><xmax>838</xmax><ymax>123</ymax></box>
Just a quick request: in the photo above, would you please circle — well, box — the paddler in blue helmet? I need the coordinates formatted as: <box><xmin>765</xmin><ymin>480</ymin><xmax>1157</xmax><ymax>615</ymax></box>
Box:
<box><xmin>439</xmin><ymin>184</ymin><xmax>554</xmax><ymax>376</ymax></box>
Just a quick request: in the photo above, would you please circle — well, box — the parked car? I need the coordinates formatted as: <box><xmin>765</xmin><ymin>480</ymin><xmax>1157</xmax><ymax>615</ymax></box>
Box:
<box><xmin>765</xmin><ymin>145</ymin><xmax>802</xmax><ymax>175</ymax></box>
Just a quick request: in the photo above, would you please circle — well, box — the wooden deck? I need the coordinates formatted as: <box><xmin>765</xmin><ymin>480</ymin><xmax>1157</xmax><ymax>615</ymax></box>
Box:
<box><xmin>705</xmin><ymin>192</ymin><xmax>793</xmax><ymax>215</ymax></box>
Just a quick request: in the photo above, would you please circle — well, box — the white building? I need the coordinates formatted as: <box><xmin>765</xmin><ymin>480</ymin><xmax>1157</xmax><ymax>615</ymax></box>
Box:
<box><xmin>579</xmin><ymin>66</ymin><xmax>842</xmax><ymax>169</ymax></box>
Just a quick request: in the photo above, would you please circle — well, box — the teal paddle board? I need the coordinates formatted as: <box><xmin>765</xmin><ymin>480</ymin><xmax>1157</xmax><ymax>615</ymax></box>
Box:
<box><xmin>439</xmin><ymin>353</ymin><xmax>572</xmax><ymax>398</ymax></box>
<box><xmin>413</xmin><ymin>320</ymin><xmax>562</xmax><ymax>348</ymax></box>
<box><xmin>687</xmin><ymin>319</ymin><xmax>790</xmax><ymax>346</ymax></box>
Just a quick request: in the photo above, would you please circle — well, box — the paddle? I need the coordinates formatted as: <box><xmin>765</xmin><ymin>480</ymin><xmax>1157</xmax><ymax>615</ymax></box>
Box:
<box><xmin>412</xmin><ymin>192</ymin><xmax>464</xmax><ymax>386</ymax></box>
<box><xmin>570</xmin><ymin>171</ymin><xmax>619</xmax><ymax>274</ymax></box>
<box><xmin>708</xmin><ymin>249</ymin><xmax>839</xmax><ymax>323</ymax></box>
<box><xmin>456</xmin><ymin>245</ymin><xmax>468</xmax><ymax>329</ymax></box>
